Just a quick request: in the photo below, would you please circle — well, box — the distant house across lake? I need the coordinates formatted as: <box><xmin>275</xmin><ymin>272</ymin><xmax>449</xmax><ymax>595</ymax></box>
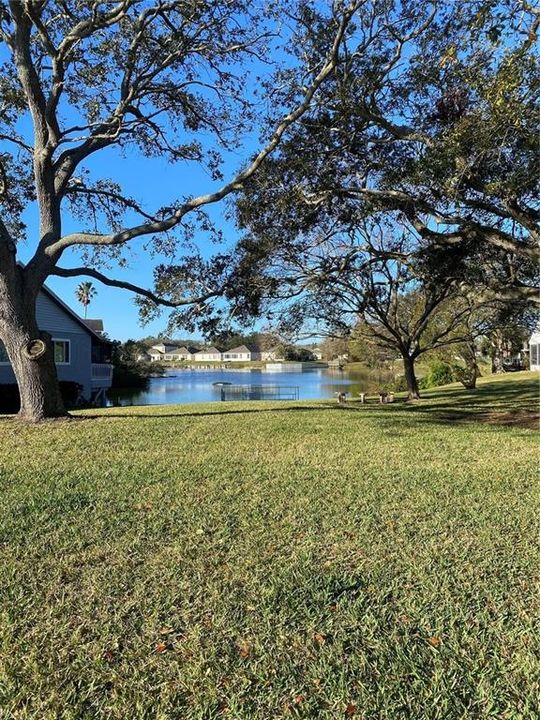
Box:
<box><xmin>146</xmin><ymin>341</ymin><xmax>286</xmax><ymax>364</ymax></box>
<box><xmin>148</xmin><ymin>344</ymin><xmax>199</xmax><ymax>362</ymax></box>
<box><xmin>223</xmin><ymin>345</ymin><xmax>261</xmax><ymax>362</ymax></box>
<box><xmin>193</xmin><ymin>346</ymin><xmax>223</xmax><ymax>362</ymax></box>
<box><xmin>0</xmin><ymin>285</ymin><xmax>112</xmax><ymax>404</ymax></box>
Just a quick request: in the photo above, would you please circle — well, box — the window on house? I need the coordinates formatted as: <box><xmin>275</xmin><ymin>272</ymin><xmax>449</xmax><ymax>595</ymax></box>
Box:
<box><xmin>531</xmin><ymin>344</ymin><xmax>539</xmax><ymax>366</ymax></box>
<box><xmin>53</xmin><ymin>340</ymin><xmax>70</xmax><ymax>364</ymax></box>
<box><xmin>0</xmin><ymin>341</ymin><xmax>9</xmax><ymax>363</ymax></box>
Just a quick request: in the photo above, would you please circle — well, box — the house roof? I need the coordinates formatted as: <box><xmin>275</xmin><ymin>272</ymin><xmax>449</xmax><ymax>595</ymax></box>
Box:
<box><xmin>41</xmin><ymin>285</ymin><xmax>111</xmax><ymax>345</ymax></box>
<box><xmin>194</xmin><ymin>346</ymin><xmax>222</xmax><ymax>354</ymax></box>
<box><xmin>170</xmin><ymin>345</ymin><xmax>199</xmax><ymax>354</ymax></box>
<box><xmin>225</xmin><ymin>345</ymin><xmax>254</xmax><ymax>354</ymax></box>
<box><xmin>83</xmin><ymin>319</ymin><xmax>104</xmax><ymax>333</ymax></box>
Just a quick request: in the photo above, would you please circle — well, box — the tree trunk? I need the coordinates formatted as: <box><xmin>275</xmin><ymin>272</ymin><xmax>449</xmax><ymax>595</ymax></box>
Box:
<box><xmin>491</xmin><ymin>335</ymin><xmax>505</xmax><ymax>373</ymax></box>
<box><xmin>0</xmin><ymin>277</ymin><xmax>67</xmax><ymax>422</ymax></box>
<box><xmin>402</xmin><ymin>354</ymin><xmax>420</xmax><ymax>400</ymax></box>
<box><xmin>466</xmin><ymin>347</ymin><xmax>479</xmax><ymax>389</ymax></box>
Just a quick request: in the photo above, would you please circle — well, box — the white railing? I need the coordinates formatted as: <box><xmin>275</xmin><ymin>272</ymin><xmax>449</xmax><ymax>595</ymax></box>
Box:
<box><xmin>91</xmin><ymin>363</ymin><xmax>113</xmax><ymax>383</ymax></box>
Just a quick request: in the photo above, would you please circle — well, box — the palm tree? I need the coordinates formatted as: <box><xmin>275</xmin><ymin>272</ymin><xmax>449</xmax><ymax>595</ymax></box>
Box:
<box><xmin>75</xmin><ymin>281</ymin><xmax>97</xmax><ymax>319</ymax></box>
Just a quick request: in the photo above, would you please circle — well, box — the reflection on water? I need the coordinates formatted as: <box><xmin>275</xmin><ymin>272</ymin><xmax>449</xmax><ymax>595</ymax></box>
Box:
<box><xmin>107</xmin><ymin>366</ymin><xmax>394</xmax><ymax>407</ymax></box>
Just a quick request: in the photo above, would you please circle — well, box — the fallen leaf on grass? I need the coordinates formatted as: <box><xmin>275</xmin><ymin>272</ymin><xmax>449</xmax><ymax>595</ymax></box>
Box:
<box><xmin>345</xmin><ymin>703</ymin><xmax>357</xmax><ymax>716</ymax></box>
<box><xmin>293</xmin><ymin>694</ymin><xmax>305</xmax><ymax>705</ymax></box>
<box><xmin>155</xmin><ymin>641</ymin><xmax>168</xmax><ymax>654</ymax></box>
<box><xmin>237</xmin><ymin>640</ymin><xmax>251</xmax><ymax>658</ymax></box>
<box><xmin>135</xmin><ymin>503</ymin><xmax>152</xmax><ymax>511</ymax></box>
<box><xmin>313</xmin><ymin>632</ymin><xmax>326</xmax><ymax>645</ymax></box>
<box><xmin>427</xmin><ymin>636</ymin><xmax>441</xmax><ymax>647</ymax></box>
<box><xmin>102</xmin><ymin>649</ymin><xmax>115</xmax><ymax>662</ymax></box>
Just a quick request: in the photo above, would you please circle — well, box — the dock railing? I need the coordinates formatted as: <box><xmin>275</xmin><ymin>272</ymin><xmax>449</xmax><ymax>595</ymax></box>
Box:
<box><xmin>220</xmin><ymin>384</ymin><xmax>299</xmax><ymax>401</ymax></box>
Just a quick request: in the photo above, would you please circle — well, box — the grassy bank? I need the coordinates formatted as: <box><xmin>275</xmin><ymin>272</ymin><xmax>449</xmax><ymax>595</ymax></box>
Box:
<box><xmin>0</xmin><ymin>373</ymin><xmax>538</xmax><ymax>719</ymax></box>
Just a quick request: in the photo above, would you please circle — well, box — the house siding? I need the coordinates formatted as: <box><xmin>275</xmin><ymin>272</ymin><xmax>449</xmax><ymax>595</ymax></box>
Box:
<box><xmin>529</xmin><ymin>331</ymin><xmax>540</xmax><ymax>371</ymax></box>
<box><xmin>223</xmin><ymin>352</ymin><xmax>251</xmax><ymax>361</ymax></box>
<box><xmin>0</xmin><ymin>291</ymin><xmax>94</xmax><ymax>398</ymax></box>
<box><xmin>194</xmin><ymin>353</ymin><xmax>222</xmax><ymax>362</ymax></box>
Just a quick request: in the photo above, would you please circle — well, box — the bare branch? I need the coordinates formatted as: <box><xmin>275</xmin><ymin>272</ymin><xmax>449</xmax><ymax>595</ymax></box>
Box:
<box><xmin>45</xmin><ymin>1</ymin><xmax>363</xmax><ymax>258</ymax></box>
<box><xmin>52</xmin><ymin>266</ymin><xmax>221</xmax><ymax>308</ymax></box>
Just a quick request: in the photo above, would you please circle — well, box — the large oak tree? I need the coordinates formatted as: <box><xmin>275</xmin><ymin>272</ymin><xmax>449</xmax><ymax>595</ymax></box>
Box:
<box><xmin>0</xmin><ymin>0</ymin><xmax>362</xmax><ymax>421</ymax></box>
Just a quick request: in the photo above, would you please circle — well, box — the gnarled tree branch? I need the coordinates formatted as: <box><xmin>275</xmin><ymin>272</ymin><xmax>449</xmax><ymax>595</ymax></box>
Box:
<box><xmin>52</xmin><ymin>266</ymin><xmax>221</xmax><ymax>308</ymax></box>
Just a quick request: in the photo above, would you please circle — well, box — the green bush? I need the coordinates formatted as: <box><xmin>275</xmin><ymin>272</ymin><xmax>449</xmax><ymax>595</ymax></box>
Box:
<box><xmin>424</xmin><ymin>360</ymin><xmax>454</xmax><ymax>388</ymax></box>
<box><xmin>111</xmin><ymin>362</ymin><xmax>153</xmax><ymax>389</ymax></box>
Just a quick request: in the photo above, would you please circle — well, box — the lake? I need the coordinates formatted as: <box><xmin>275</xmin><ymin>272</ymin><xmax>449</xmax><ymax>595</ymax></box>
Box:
<box><xmin>107</xmin><ymin>366</ymin><xmax>394</xmax><ymax>406</ymax></box>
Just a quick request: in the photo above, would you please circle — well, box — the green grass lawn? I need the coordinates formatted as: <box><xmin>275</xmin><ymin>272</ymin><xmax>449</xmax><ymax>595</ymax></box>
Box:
<box><xmin>0</xmin><ymin>373</ymin><xmax>539</xmax><ymax>719</ymax></box>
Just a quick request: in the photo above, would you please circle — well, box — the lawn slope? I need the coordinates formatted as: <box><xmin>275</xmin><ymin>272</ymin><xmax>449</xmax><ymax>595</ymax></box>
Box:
<box><xmin>0</xmin><ymin>373</ymin><xmax>538</xmax><ymax>719</ymax></box>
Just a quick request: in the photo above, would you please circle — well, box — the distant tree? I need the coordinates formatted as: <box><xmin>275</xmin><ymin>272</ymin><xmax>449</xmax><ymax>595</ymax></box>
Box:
<box><xmin>406</xmin><ymin>298</ymin><xmax>535</xmax><ymax>388</ymax></box>
<box><xmin>110</xmin><ymin>340</ymin><xmax>159</xmax><ymax>390</ymax></box>
<box><xmin>320</xmin><ymin>337</ymin><xmax>350</xmax><ymax>362</ymax></box>
<box><xmin>282</xmin><ymin>345</ymin><xmax>315</xmax><ymax>362</ymax></box>
<box><xmin>347</xmin><ymin>333</ymin><xmax>397</xmax><ymax>369</ymax></box>
<box><xmin>480</xmin><ymin>322</ymin><xmax>532</xmax><ymax>374</ymax></box>
<box><xmin>75</xmin><ymin>281</ymin><xmax>96</xmax><ymax>319</ymax></box>
<box><xmin>233</xmin><ymin>218</ymin><xmax>481</xmax><ymax>399</ymax></box>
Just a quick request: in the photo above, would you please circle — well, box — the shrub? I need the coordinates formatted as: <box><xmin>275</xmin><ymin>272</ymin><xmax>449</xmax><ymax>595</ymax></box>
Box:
<box><xmin>424</xmin><ymin>360</ymin><xmax>454</xmax><ymax>388</ymax></box>
<box><xmin>112</xmin><ymin>364</ymin><xmax>151</xmax><ymax>389</ymax></box>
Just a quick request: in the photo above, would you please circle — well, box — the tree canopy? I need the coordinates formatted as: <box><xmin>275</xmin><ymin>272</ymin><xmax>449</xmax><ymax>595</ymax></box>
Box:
<box><xmin>236</xmin><ymin>0</ymin><xmax>540</xmax><ymax>312</ymax></box>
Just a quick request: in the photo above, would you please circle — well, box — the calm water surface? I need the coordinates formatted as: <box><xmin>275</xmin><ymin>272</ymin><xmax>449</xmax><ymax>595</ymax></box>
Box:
<box><xmin>107</xmin><ymin>367</ymin><xmax>393</xmax><ymax>406</ymax></box>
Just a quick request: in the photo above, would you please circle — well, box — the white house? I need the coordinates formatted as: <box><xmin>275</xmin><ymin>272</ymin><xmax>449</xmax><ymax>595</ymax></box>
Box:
<box><xmin>528</xmin><ymin>330</ymin><xmax>540</xmax><ymax>371</ymax></box>
<box><xmin>149</xmin><ymin>343</ymin><xmax>200</xmax><ymax>361</ymax></box>
<box><xmin>0</xmin><ymin>284</ymin><xmax>112</xmax><ymax>404</ymax></box>
<box><xmin>193</xmin><ymin>346</ymin><xmax>222</xmax><ymax>362</ymax></box>
<box><xmin>148</xmin><ymin>343</ymin><xmax>176</xmax><ymax>361</ymax></box>
<box><xmin>170</xmin><ymin>345</ymin><xmax>198</xmax><ymax>361</ymax></box>
<box><xmin>222</xmin><ymin>345</ymin><xmax>261</xmax><ymax>362</ymax></box>
<box><xmin>311</xmin><ymin>347</ymin><xmax>323</xmax><ymax>360</ymax></box>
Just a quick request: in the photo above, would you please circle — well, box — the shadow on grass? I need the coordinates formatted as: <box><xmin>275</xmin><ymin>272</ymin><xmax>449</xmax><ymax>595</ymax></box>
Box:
<box><xmin>5</xmin><ymin>375</ymin><xmax>536</xmax><ymax>429</ymax></box>
<box><xmin>82</xmin><ymin>399</ymin><xmax>538</xmax><ymax>430</ymax></box>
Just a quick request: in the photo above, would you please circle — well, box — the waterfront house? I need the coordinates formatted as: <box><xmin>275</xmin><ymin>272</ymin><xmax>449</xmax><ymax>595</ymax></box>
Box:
<box><xmin>223</xmin><ymin>345</ymin><xmax>262</xmax><ymax>362</ymax></box>
<box><xmin>0</xmin><ymin>285</ymin><xmax>113</xmax><ymax>403</ymax></box>
<box><xmin>148</xmin><ymin>343</ymin><xmax>176</xmax><ymax>361</ymax></box>
<box><xmin>528</xmin><ymin>330</ymin><xmax>540</xmax><ymax>371</ymax></box>
<box><xmin>193</xmin><ymin>346</ymin><xmax>223</xmax><ymax>362</ymax></box>
<box><xmin>149</xmin><ymin>343</ymin><xmax>199</xmax><ymax>361</ymax></box>
<box><xmin>169</xmin><ymin>345</ymin><xmax>198</xmax><ymax>361</ymax></box>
